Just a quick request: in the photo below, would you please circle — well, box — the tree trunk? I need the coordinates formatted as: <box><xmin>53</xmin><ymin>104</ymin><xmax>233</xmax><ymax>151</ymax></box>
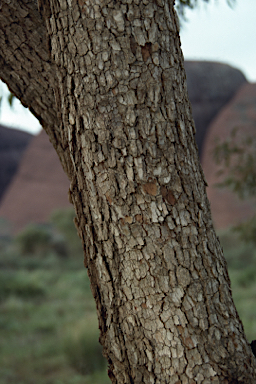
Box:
<box><xmin>1</xmin><ymin>0</ymin><xmax>256</xmax><ymax>382</ymax></box>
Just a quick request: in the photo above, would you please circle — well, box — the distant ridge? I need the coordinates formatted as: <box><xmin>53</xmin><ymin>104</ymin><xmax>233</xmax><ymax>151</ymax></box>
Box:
<box><xmin>184</xmin><ymin>61</ymin><xmax>247</xmax><ymax>156</ymax></box>
<box><xmin>0</xmin><ymin>124</ymin><xmax>32</xmax><ymax>201</ymax></box>
<box><xmin>201</xmin><ymin>82</ymin><xmax>256</xmax><ymax>229</ymax></box>
<box><xmin>0</xmin><ymin>61</ymin><xmax>253</xmax><ymax>233</ymax></box>
<box><xmin>0</xmin><ymin>130</ymin><xmax>71</xmax><ymax>233</ymax></box>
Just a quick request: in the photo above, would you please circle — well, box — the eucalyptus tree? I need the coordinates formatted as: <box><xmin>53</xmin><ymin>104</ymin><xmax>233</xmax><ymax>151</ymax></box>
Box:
<box><xmin>0</xmin><ymin>0</ymin><xmax>255</xmax><ymax>382</ymax></box>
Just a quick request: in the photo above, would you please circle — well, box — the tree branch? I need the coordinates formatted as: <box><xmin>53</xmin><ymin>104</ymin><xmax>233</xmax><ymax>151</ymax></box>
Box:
<box><xmin>0</xmin><ymin>0</ymin><xmax>73</xmax><ymax>177</ymax></box>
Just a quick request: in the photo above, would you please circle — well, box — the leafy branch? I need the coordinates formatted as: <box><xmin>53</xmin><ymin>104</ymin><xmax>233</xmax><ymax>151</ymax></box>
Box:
<box><xmin>214</xmin><ymin>127</ymin><xmax>256</xmax><ymax>200</ymax></box>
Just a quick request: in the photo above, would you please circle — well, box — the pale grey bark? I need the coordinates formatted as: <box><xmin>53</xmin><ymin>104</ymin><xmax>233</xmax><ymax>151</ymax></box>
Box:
<box><xmin>1</xmin><ymin>0</ymin><xmax>256</xmax><ymax>382</ymax></box>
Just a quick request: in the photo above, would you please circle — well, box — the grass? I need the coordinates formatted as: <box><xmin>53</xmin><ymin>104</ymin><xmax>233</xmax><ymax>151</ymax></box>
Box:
<box><xmin>0</xmin><ymin>245</ymin><xmax>110</xmax><ymax>384</ymax></box>
<box><xmin>63</xmin><ymin>316</ymin><xmax>106</xmax><ymax>376</ymax></box>
<box><xmin>218</xmin><ymin>229</ymin><xmax>256</xmax><ymax>341</ymax></box>
<box><xmin>0</xmin><ymin>223</ymin><xmax>256</xmax><ymax>383</ymax></box>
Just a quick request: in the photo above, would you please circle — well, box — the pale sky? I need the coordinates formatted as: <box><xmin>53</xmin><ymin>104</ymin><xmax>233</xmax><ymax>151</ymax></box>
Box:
<box><xmin>0</xmin><ymin>0</ymin><xmax>255</xmax><ymax>135</ymax></box>
<box><xmin>180</xmin><ymin>0</ymin><xmax>256</xmax><ymax>83</ymax></box>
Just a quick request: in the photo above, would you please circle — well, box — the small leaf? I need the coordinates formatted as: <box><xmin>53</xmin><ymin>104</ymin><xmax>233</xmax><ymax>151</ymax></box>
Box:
<box><xmin>8</xmin><ymin>92</ymin><xmax>15</xmax><ymax>107</ymax></box>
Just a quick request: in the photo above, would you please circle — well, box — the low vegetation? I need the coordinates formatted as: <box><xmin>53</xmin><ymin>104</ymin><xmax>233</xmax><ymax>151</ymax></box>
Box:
<box><xmin>0</xmin><ymin>208</ymin><xmax>255</xmax><ymax>384</ymax></box>
<box><xmin>218</xmin><ymin>230</ymin><xmax>256</xmax><ymax>340</ymax></box>
<box><xmin>0</xmin><ymin>208</ymin><xmax>110</xmax><ymax>384</ymax></box>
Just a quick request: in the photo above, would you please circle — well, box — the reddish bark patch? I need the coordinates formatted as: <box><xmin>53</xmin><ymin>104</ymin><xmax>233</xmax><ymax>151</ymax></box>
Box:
<box><xmin>120</xmin><ymin>217</ymin><xmax>133</xmax><ymax>225</ymax></box>
<box><xmin>135</xmin><ymin>214</ymin><xmax>143</xmax><ymax>223</ymax></box>
<box><xmin>78</xmin><ymin>0</ymin><xmax>87</xmax><ymax>12</ymax></box>
<box><xmin>106</xmin><ymin>193</ymin><xmax>112</xmax><ymax>205</ymax></box>
<box><xmin>141</xmin><ymin>43</ymin><xmax>152</xmax><ymax>62</ymax></box>
<box><xmin>143</xmin><ymin>181</ymin><xmax>157</xmax><ymax>196</ymax></box>
<box><xmin>184</xmin><ymin>337</ymin><xmax>194</xmax><ymax>349</ymax></box>
<box><xmin>124</xmin><ymin>216</ymin><xmax>133</xmax><ymax>224</ymax></box>
<box><xmin>160</xmin><ymin>186</ymin><xmax>167</xmax><ymax>198</ymax></box>
<box><xmin>130</xmin><ymin>36</ymin><xmax>137</xmax><ymax>56</ymax></box>
<box><xmin>160</xmin><ymin>186</ymin><xmax>176</xmax><ymax>205</ymax></box>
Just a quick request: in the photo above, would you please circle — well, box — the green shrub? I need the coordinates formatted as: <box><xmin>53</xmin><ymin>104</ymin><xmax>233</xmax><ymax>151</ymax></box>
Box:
<box><xmin>63</xmin><ymin>317</ymin><xmax>106</xmax><ymax>376</ymax></box>
<box><xmin>218</xmin><ymin>229</ymin><xmax>256</xmax><ymax>270</ymax></box>
<box><xmin>10</xmin><ymin>209</ymin><xmax>83</xmax><ymax>260</ymax></box>
<box><xmin>236</xmin><ymin>266</ymin><xmax>256</xmax><ymax>288</ymax></box>
<box><xmin>0</xmin><ymin>271</ymin><xmax>46</xmax><ymax>301</ymax></box>
<box><xmin>50</xmin><ymin>208</ymin><xmax>83</xmax><ymax>257</ymax></box>
<box><xmin>15</xmin><ymin>225</ymin><xmax>52</xmax><ymax>256</ymax></box>
<box><xmin>233</xmin><ymin>216</ymin><xmax>256</xmax><ymax>245</ymax></box>
<box><xmin>51</xmin><ymin>235</ymin><xmax>68</xmax><ymax>258</ymax></box>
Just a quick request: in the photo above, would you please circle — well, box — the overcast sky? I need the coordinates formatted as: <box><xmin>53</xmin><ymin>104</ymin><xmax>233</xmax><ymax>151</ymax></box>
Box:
<box><xmin>0</xmin><ymin>0</ymin><xmax>255</xmax><ymax>134</ymax></box>
<box><xmin>180</xmin><ymin>0</ymin><xmax>256</xmax><ymax>82</ymax></box>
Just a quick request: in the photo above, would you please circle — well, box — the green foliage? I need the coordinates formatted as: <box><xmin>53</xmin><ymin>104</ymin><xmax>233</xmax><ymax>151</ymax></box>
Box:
<box><xmin>63</xmin><ymin>317</ymin><xmax>107</xmax><ymax>376</ymax></box>
<box><xmin>233</xmin><ymin>216</ymin><xmax>256</xmax><ymax>244</ymax></box>
<box><xmin>0</xmin><ymin>248</ymin><xmax>61</xmax><ymax>270</ymax></box>
<box><xmin>0</xmin><ymin>224</ymin><xmax>255</xmax><ymax>383</ymax></box>
<box><xmin>15</xmin><ymin>224</ymin><xmax>52</xmax><ymax>256</ymax></box>
<box><xmin>7</xmin><ymin>92</ymin><xmax>15</xmax><ymax>107</ymax></box>
<box><xmin>11</xmin><ymin>208</ymin><xmax>83</xmax><ymax>259</ymax></box>
<box><xmin>0</xmin><ymin>80</ymin><xmax>16</xmax><ymax>116</ymax></box>
<box><xmin>214</xmin><ymin>127</ymin><xmax>256</xmax><ymax>199</ymax></box>
<box><xmin>50</xmin><ymin>208</ymin><xmax>83</xmax><ymax>257</ymax></box>
<box><xmin>175</xmin><ymin>0</ymin><xmax>235</xmax><ymax>18</ymax></box>
<box><xmin>0</xmin><ymin>248</ymin><xmax>110</xmax><ymax>384</ymax></box>
<box><xmin>214</xmin><ymin>127</ymin><xmax>256</xmax><ymax>244</ymax></box>
<box><xmin>236</xmin><ymin>266</ymin><xmax>256</xmax><ymax>288</ymax></box>
<box><xmin>219</xmin><ymin>229</ymin><xmax>256</xmax><ymax>287</ymax></box>
<box><xmin>176</xmin><ymin>0</ymin><xmax>209</xmax><ymax>17</ymax></box>
<box><xmin>0</xmin><ymin>271</ymin><xmax>46</xmax><ymax>301</ymax></box>
<box><xmin>218</xmin><ymin>229</ymin><xmax>256</xmax><ymax>270</ymax></box>
<box><xmin>218</xmin><ymin>229</ymin><xmax>256</xmax><ymax>341</ymax></box>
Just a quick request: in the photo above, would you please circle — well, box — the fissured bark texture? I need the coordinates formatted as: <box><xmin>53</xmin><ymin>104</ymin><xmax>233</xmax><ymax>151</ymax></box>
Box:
<box><xmin>1</xmin><ymin>0</ymin><xmax>256</xmax><ymax>382</ymax></box>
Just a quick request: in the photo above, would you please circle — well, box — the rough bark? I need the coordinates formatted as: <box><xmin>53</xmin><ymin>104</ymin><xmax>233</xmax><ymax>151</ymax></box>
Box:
<box><xmin>0</xmin><ymin>0</ymin><xmax>72</xmax><ymax>177</ymax></box>
<box><xmin>1</xmin><ymin>0</ymin><xmax>256</xmax><ymax>382</ymax></box>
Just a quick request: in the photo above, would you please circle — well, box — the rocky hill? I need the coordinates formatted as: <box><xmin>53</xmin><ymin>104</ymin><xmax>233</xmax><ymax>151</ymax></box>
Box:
<box><xmin>0</xmin><ymin>130</ymin><xmax>71</xmax><ymax>233</ymax></box>
<box><xmin>184</xmin><ymin>61</ymin><xmax>247</xmax><ymax>156</ymax></box>
<box><xmin>0</xmin><ymin>124</ymin><xmax>32</xmax><ymax>201</ymax></box>
<box><xmin>201</xmin><ymin>82</ymin><xmax>256</xmax><ymax>229</ymax></box>
<box><xmin>0</xmin><ymin>61</ymin><xmax>253</xmax><ymax>233</ymax></box>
